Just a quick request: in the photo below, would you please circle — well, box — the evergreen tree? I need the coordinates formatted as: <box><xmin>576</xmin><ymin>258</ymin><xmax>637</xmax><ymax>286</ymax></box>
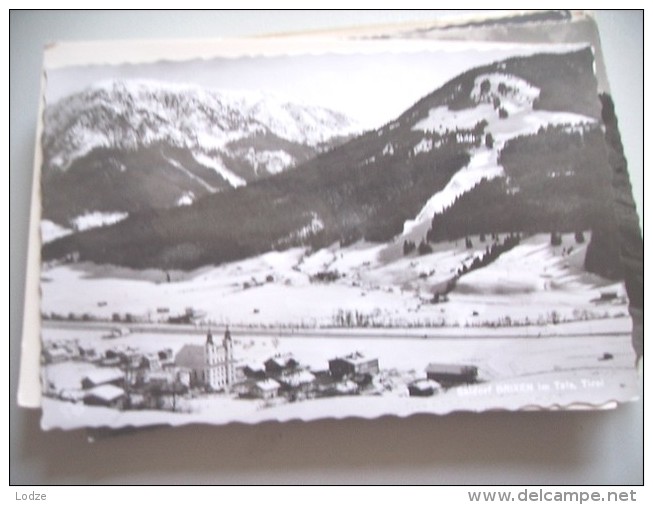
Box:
<box><xmin>418</xmin><ymin>239</ymin><xmax>433</xmax><ymax>255</ymax></box>
<box><xmin>550</xmin><ymin>231</ymin><xmax>562</xmax><ymax>246</ymax></box>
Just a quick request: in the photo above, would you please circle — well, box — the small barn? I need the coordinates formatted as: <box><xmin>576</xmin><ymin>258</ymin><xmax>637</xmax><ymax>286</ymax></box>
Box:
<box><xmin>83</xmin><ymin>384</ymin><xmax>125</xmax><ymax>408</ymax></box>
<box><xmin>425</xmin><ymin>363</ymin><xmax>478</xmax><ymax>387</ymax></box>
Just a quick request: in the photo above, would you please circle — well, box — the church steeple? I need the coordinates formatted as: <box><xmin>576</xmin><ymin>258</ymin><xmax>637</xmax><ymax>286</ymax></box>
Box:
<box><xmin>222</xmin><ymin>325</ymin><xmax>234</xmax><ymax>386</ymax></box>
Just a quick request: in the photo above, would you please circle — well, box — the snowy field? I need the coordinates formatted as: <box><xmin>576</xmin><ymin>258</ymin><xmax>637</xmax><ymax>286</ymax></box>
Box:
<box><xmin>40</xmin><ymin>324</ymin><xmax>638</xmax><ymax>430</ymax></box>
<box><xmin>41</xmin><ymin>233</ymin><xmax>630</xmax><ymax>334</ymax></box>
<box><xmin>39</xmin><ymin>228</ymin><xmax>637</xmax><ymax>430</ymax></box>
<box><xmin>404</xmin><ymin>72</ymin><xmax>596</xmax><ymax>235</ymax></box>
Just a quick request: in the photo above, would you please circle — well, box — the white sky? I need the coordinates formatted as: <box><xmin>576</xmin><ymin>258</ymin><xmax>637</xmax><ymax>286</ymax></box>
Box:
<box><xmin>45</xmin><ymin>40</ymin><xmax>587</xmax><ymax>130</ymax></box>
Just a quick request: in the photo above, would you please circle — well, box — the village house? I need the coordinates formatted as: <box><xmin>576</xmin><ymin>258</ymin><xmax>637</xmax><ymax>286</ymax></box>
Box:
<box><xmin>264</xmin><ymin>354</ymin><xmax>299</xmax><ymax>376</ymax></box>
<box><xmin>140</xmin><ymin>353</ymin><xmax>163</xmax><ymax>372</ymax></box>
<box><xmin>277</xmin><ymin>369</ymin><xmax>316</xmax><ymax>399</ymax></box>
<box><xmin>252</xmin><ymin>378</ymin><xmax>281</xmax><ymax>400</ymax></box>
<box><xmin>78</xmin><ymin>344</ymin><xmax>97</xmax><ymax>361</ymax></box>
<box><xmin>42</xmin><ymin>347</ymin><xmax>69</xmax><ymax>364</ymax></box>
<box><xmin>103</xmin><ymin>345</ymin><xmax>140</xmax><ymax>367</ymax></box>
<box><xmin>174</xmin><ymin>327</ymin><xmax>235</xmax><ymax>391</ymax></box>
<box><xmin>241</xmin><ymin>362</ymin><xmax>266</xmax><ymax>380</ymax></box>
<box><xmin>328</xmin><ymin>352</ymin><xmax>379</xmax><ymax>379</ymax></box>
<box><xmin>42</xmin><ymin>339</ymin><xmax>81</xmax><ymax>364</ymax></box>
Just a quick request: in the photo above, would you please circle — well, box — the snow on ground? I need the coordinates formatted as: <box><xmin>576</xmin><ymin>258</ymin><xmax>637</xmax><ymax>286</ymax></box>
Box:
<box><xmin>470</xmin><ymin>73</ymin><xmax>540</xmax><ymax>114</ymax></box>
<box><xmin>176</xmin><ymin>191</ymin><xmax>195</xmax><ymax>206</ymax></box>
<box><xmin>41</xmin><ymin>233</ymin><xmax>629</xmax><ymax>334</ymax></box>
<box><xmin>405</xmin><ymin>72</ymin><xmax>596</xmax><ymax>236</ymax></box>
<box><xmin>241</xmin><ymin>148</ymin><xmax>295</xmax><ymax>175</ymax></box>
<box><xmin>70</xmin><ymin>211</ymin><xmax>128</xmax><ymax>232</ymax></box>
<box><xmin>164</xmin><ymin>154</ymin><xmax>217</xmax><ymax>193</ymax></box>
<box><xmin>40</xmin><ymin>228</ymin><xmax>636</xmax><ymax>431</ymax></box>
<box><xmin>403</xmin><ymin>147</ymin><xmax>503</xmax><ymax>234</ymax></box>
<box><xmin>193</xmin><ymin>152</ymin><xmax>246</xmax><ymax>188</ymax></box>
<box><xmin>40</xmin><ymin>220</ymin><xmax>73</xmax><ymax>244</ymax></box>
<box><xmin>40</xmin><ymin>325</ymin><xmax>638</xmax><ymax>430</ymax></box>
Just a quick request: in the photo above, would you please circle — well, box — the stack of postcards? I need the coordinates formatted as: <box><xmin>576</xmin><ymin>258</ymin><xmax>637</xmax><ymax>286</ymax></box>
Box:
<box><xmin>17</xmin><ymin>10</ymin><xmax>642</xmax><ymax>433</ymax></box>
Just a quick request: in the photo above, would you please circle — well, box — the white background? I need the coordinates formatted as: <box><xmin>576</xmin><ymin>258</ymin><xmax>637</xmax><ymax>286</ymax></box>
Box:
<box><xmin>9</xmin><ymin>10</ymin><xmax>643</xmax><ymax>484</ymax></box>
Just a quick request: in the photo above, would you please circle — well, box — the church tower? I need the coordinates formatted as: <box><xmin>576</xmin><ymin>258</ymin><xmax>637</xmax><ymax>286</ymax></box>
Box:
<box><xmin>223</xmin><ymin>326</ymin><xmax>235</xmax><ymax>386</ymax></box>
<box><xmin>199</xmin><ymin>326</ymin><xmax>235</xmax><ymax>391</ymax></box>
<box><xmin>204</xmin><ymin>328</ymin><xmax>220</xmax><ymax>390</ymax></box>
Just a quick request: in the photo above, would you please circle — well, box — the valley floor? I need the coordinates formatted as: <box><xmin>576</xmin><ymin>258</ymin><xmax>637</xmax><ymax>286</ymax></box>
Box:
<box><xmin>40</xmin><ymin>326</ymin><xmax>638</xmax><ymax>430</ymax></box>
<box><xmin>38</xmin><ymin>232</ymin><xmax>638</xmax><ymax>430</ymax></box>
<box><xmin>41</xmin><ymin>233</ymin><xmax>629</xmax><ymax>333</ymax></box>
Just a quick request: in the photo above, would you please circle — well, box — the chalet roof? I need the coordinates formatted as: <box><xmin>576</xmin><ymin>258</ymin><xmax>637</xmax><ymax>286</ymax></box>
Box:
<box><xmin>265</xmin><ymin>353</ymin><xmax>296</xmax><ymax>368</ymax></box>
<box><xmin>82</xmin><ymin>368</ymin><xmax>124</xmax><ymax>386</ymax></box>
<box><xmin>84</xmin><ymin>384</ymin><xmax>125</xmax><ymax>402</ymax></box>
<box><xmin>255</xmin><ymin>379</ymin><xmax>281</xmax><ymax>392</ymax></box>
<box><xmin>425</xmin><ymin>363</ymin><xmax>477</xmax><ymax>375</ymax></box>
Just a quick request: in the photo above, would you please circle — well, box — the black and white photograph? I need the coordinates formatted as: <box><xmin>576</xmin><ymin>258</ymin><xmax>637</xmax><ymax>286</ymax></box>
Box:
<box><xmin>35</xmin><ymin>35</ymin><xmax>640</xmax><ymax>430</ymax></box>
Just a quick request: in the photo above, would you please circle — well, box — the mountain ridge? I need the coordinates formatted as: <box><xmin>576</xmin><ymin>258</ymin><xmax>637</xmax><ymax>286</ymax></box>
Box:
<box><xmin>43</xmin><ymin>48</ymin><xmax>617</xmax><ymax>274</ymax></box>
<box><xmin>41</xmin><ymin>80</ymin><xmax>360</xmax><ymax>225</ymax></box>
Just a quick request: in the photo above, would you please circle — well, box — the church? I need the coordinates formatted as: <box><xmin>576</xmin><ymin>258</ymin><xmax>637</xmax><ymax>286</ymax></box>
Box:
<box><xmin>174</xmin><ymin>327</ymin><xmax>235</xmax><ymax>391</ymax></box>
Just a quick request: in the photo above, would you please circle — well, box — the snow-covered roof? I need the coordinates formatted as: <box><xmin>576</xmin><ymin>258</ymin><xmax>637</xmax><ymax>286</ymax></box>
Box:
<box><xmin>410</xmin><ymin>379</ymin><xmax>441</xmax><ymax>391</ymax></box>
<box><xmin>279</xmin><ymin>370</ymin><xmax>315</xmax><ymax>387</ymax></box>
<box><xmin>82</xmin><ymin>368</ymin><xmax>123</xmax><ymax>385</ymax></box>
<box><xmin>332</xmin><ymin>351</ymin><xmax>376</xmax><ymax>366</ymax></box>
<box><xmin>265</xmin><ymin>353</ymin><xmax>296</xmax><ymax>368</ymax></box>
<box><xmin>243</xmin><ymin>361</ymin><xmax>265</xmax><ymax>371</ymax></box>
<box><xmin>335</xmin><ymin>380</ymin><xmax>358</xmax><ymax>393</ymax></box>
<box><xmin>255</xmin><ymin>379</ymin><xmax>280</xmax><ymax>392</ymax></box>
<box><xmin>84</xmin><ymin>384</ymin><xmax>125</xmax><ymax>402</ymax></box>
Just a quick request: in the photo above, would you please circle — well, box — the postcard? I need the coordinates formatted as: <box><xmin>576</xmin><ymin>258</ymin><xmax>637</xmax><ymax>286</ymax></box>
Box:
<box><xmin>25</xmin><ymin>21</ymin><xmax>640</xmax><ymax>430</ymax></box>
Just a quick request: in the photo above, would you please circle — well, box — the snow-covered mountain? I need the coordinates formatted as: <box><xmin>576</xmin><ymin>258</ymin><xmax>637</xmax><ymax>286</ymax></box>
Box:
<box><xmin>400</xmin><ymin>70</ymin><xmax>596</xmax><ymax>239</ymax></box>
<box><xmin>45</xmin><ymin>49</ymin><xmax>619</xmax><ymax>279</ymax></box>
<box><xmin>41</xmin><ymin>80</ymin><xmax>360</xmax><ymax>226</ymax></box>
